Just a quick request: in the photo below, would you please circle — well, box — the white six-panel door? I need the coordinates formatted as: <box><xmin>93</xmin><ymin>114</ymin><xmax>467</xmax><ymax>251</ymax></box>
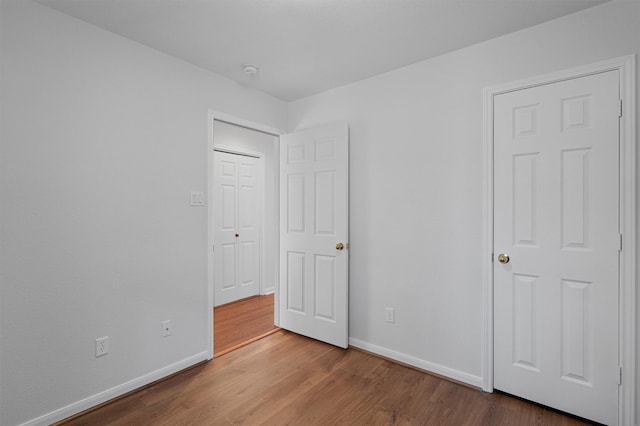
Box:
<box><xmin>493</xmin><ymin>71</ymin><xmax>620</xmax><ymax>425</ymax></box>
<box><xmin>279</xmin><ymin>123</ymin><xmax>349</xmax><ymax>348</ymax></box>
<box><xmin>213</xmin><ymin>150</ymin><xmax>260</xmax><ymax>306</ymax></box>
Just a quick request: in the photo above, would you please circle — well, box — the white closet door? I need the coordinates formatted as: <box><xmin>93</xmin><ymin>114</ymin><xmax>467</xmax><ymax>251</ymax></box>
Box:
<box><xmin>214</xmin><ymin>151</ymin><xmax>260</xmax><ymax>306</ymax></box>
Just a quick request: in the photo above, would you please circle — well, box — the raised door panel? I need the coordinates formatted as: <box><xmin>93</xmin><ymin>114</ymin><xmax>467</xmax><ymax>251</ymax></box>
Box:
<box><xmin>561</xmin><ymin>279</ymin><xmax>593</xmax><ymax>385</ymax></box>
<box><xmin>314</xmin><ymin>255</ymin><xmax>336</xmax><ymax>322</ymax></box>
<box><xmin>561</xmin><ymin>149</ymin><xmax>591</xmax><ymax>250</ymax></box>
<box><xmin>239</xmin><ymin>241</ymin><xmax>256</xmax><ymax>287</ymax></box>
<box><xmin>315</xmin><ymin>171</ymin><xmax>335</xmax><ymax>236</ymax></box>
<box><xmin>287</xmin><ymin>175</ymin><xmax>306</xmax><ymax>233</ymax></box>
<box><xmin>512</xmin><ymin>274</ymin><xmax>540</xmax><ymax>372</ymax></box>
<box><xmin>221</xmin><ymin>185</ymin><xmax>236</xmax><ymax>230</ymax></box>
<box><xmin>513</xmin><ymin>154</ymin><xmax>538</xmax><ymax>246</ymax></box>
<box><xmin>221</xmin><ymin>243</ymin><xmax>236</xmax><ymax>290</ymax></box>
<box><xmin>286</xmin><ymin>252</ymin><xmax>305</xmax><ymax>314</ymax></box>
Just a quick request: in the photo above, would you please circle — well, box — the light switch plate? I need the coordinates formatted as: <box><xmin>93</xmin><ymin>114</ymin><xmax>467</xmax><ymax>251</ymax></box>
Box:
<box><xmin>190</xmin><ymin>191</ymin><xmax>205</xmax><ymax>206</ymax></box>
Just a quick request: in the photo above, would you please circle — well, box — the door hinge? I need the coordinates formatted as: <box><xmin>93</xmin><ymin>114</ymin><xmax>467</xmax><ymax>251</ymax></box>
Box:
<box><xmin>212</xmin><ymin>244</ymin><xmax>215</xmax><ymax>252</ymax></box>
<box><xmin>491</xmin><ymin>253</ymin><xmax>494</xmax><ymax>262</ymax></box>
<box><xmin>618</xmin><ymin>99</ymin><xmax>623</xmax><ymax>118</ymax></box>
<box><xmin>619</xmin><ymin>234</ymin><xmax>623</xmax><ymax>252</ymax></box>
<box><xmin>618</xmin><ymin>366</ymin><xmax>623</xmax><ymax>385</ymax></box>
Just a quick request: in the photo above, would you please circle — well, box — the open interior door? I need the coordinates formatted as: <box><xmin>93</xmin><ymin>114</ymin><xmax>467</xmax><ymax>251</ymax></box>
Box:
<box><xmin>279</xmin><ymin>123</ymin><xmax>349</xmax><ymax>348</ymax></box>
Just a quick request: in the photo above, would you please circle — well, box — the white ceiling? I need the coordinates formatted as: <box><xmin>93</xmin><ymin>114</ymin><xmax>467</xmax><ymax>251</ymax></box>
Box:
<box><xmin>36</xmin><ymin>0</ymin><xmax>608</xmax><ymax>101</ymax></box>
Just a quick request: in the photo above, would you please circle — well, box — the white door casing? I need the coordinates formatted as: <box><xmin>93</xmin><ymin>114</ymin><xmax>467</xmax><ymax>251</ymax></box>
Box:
<box><xmin>279</xmin><ymin>123</ymin><xmax>349</xmax><ymax>348</ymax></box>
<box><xmin>493</xmin><ymin>70</ymin><xmax>620</xmax><ymax>425</ymax></box>
<box><xmin>207</xmin><ymin>111</ymin><xmax>282</xmax><ymax>360</ymax></box>
<box><xmin>213</xmin><ymin>150</ymin><xmax>261</xmax><ymax>306</ymax></box>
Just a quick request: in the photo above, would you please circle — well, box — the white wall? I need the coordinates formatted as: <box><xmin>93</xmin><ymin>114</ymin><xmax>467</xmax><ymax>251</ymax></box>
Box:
<box><xmin>288</xmin><ymin>0</ymin><xmax>640</xmax><ymax>419</ymax></box>
<box><xmin>0</xmin><ymin>1</ymin><xmax>286</xmax><ymax>425</ymax></box>
<box><xmin>212</xmin><ymin>120</ymin><xmax>279</xmax><ymax>295</ymax></box>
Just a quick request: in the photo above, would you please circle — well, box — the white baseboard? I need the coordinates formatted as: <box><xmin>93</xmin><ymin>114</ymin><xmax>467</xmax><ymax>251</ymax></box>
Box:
<box><xmin>21</xmin><ymin>341</ymin><xmax>482</xmax><ymax>425</ymax></box>
<box><xmin>19</xmin><ymin>351</ymin><xmax>209</xmax><ymax>426</ymax></box>
<box><xmin>349</xmin><ymin>337</ymin><xmax>483</xmax><ymax>389</ymax></box>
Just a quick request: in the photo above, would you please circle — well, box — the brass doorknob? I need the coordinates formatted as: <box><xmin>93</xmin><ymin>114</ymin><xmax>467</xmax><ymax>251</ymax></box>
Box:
<box><xmin>497</xmin><ymin>253</ymin><xmax>510</xmax><ymax>264</ymax></box>
<box><xmin>336</xmin><ymin>242</ymin><xmax>344</xmax><ymax>250</ymax></box>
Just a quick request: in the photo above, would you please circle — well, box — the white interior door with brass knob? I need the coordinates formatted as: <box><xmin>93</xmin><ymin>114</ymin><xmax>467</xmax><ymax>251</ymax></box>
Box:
<box><xmin>279</xmin><ymin>123</ymin><xmax>349</xmax><ymax>348</ymax></box>
<box><xmin>493</xmin><ymin>71</ymin><xmax>620</xmax><ymax>424</ymax></box>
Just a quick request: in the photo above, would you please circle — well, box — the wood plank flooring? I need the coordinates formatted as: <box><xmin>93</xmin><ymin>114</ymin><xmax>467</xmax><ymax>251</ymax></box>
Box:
<box><xmin>60</xmin><ymin>330</ymin><xmax>593</xmax><ymax>425</ymax></box>
<box><xmin>214</xmin><ymin>294</ymin><xmax>279</xmax><ymax>357</ymax></box>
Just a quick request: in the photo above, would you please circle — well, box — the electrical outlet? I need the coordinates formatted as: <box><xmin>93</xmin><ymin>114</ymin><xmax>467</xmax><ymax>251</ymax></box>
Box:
<box><xmin>385</xmin><ymin>307</ymin><xmax>395</xmax><ymax>324</ymax></box>
<box><xmin>95</xmin><ymin>336</ymin><xmax>109</xmax><ymax>357</ymax></box>
<box><xmin>161</xmin><ymin>320</ymin><xmax>172</xmax><ymax>337</ymax></box>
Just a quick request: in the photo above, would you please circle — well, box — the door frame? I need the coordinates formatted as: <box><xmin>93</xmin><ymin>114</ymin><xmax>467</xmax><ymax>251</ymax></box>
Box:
<box><xmin>481</xmin><ymin>55</ymin><xmax>636</xmax><ymax>424</ymax></box>
<box><xmin>207</xmin><ymin>110</ymin><xmax>282</xmax><ymax>359</ymax></box>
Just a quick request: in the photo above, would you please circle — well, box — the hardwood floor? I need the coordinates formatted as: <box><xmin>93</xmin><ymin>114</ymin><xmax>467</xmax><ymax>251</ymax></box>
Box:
<box><xmin>214</xmin><ymin>294</ymin><xmax>279</xmax><ymax>357</ymax></box>
<box><xmin>59</xmin><ymin>330</ymin><xmax>592</xmax><ymax>426</ymax></box>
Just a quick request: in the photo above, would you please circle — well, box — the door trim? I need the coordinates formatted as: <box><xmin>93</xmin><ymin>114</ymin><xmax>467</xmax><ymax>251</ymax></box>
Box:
<box><xmin>214</xmin><ymin>145</ymin><xmax>263</xmax><ymax>159</ymax></box>
<box><xmin>207</xmin><ymin>110</ymin><xmax>282</xmax><ymax>360</ymax></box>
<box><xmin>481</xmin><ymin>55</ymin><xmax>636</xmax><ymax>425</ymax></box>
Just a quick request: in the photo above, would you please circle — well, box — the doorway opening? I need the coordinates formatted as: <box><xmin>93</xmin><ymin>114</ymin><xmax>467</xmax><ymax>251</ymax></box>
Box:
<box><xmin>208</xmin><ymin>115</ymin><xmax>351</xmax><ymax>358</ymax></box>
<box><xmin>208</xmin><ymin>115</ymin><xmax>281</xmax><ymax>358</ymax></box>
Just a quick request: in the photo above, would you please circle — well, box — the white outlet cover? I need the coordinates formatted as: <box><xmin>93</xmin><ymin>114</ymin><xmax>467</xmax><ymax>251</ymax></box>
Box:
<box><xmin>385</xmin><ymin>307</ymin><xmax>395</xmax><ymax>323</ymax></box>
<box><xmin>95</xmin><ymin>336</ymin><xmax>109</xmax><ymax>357</ymax></box>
